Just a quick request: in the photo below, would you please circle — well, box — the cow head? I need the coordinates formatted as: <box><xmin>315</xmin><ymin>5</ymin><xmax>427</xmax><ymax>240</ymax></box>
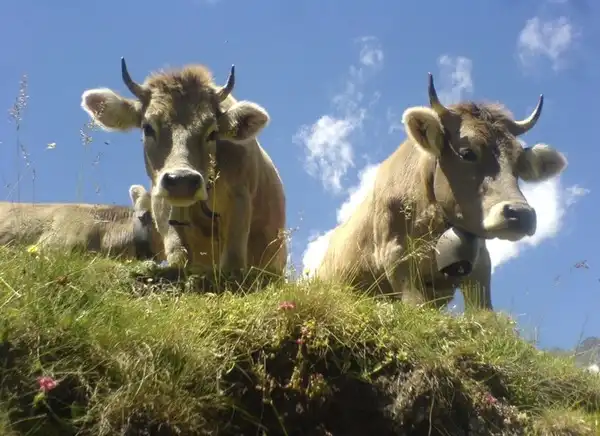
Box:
<box><xmin>402</xmin><ymin>73</ymin><xmax>567</xmax><ymax>242</ymax></box>
<box><xmin>82</xmin><ymin>58</ymin><xmax>270</xmax><ymax>207</ymax></box>
<box><xmin>129</xmin><ymin>184</ymin><xmax>153</xmax><ymax>226</ymax></box>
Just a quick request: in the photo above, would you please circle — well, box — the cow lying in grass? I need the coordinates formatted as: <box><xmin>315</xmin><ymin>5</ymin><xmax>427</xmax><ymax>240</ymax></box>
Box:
<box><xmin>0</xmin><ymin>184</ymin><xmax>164</xmax><ymax>261</ymax></box>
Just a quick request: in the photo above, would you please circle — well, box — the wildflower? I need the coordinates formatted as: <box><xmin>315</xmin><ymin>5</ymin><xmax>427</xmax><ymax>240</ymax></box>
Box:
<box><xmin>278</xmin><ymin>301</ymin><xmax>296</xmax><ymax>311</ymax></box>
<box><xmin>37</xmin><ymin>376</ymin><xmax>58</xmax><ymax>393</ymax></box>
<box><xmin>484</xmin><ymin>393</ymin><xmax>498</xmax><ymax>405</ymax></box>
<box><xmin>26</xmin><ymin>244</ymin><xmax>39</xmax><ymax>254</ymax></box>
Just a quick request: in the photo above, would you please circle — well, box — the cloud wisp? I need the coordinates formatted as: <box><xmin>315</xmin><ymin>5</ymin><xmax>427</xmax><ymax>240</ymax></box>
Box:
<box><xmin>517</xmin><ymin>16</ymin><xmax>579</xmax><ymax>71</ymax></box>
<box><xmin>436</xmin><ymin>55</ymin><xmax>474</xmax><ymax>105</ymax></box>
<box><xmin>293</xmin><ymin>36</ymin><xmax>384</xmax><ymax>194</ymax></box>
<box><xmin>487</xmin><ymin>178</ymin><xmax>588</xmax><ymax>273</ymax></box>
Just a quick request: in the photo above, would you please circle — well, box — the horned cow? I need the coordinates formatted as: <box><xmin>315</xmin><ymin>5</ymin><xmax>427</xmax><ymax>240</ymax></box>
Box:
<box><xmin>315</xmin><ymin>73</ymin><xmax>568</xmax><ymax>310</ymax></box>
<box><xmin>0</xmin><ymin>184</ymin><xmax>163</xmax><ymax>261</ymax></box>
<box><xmin>80</xmin><ymin>58</ymin><xmax>288</xmax><ymax>277</ymax></box>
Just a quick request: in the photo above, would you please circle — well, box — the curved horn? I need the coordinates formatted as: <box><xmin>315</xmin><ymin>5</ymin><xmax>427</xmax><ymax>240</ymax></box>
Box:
<box><xmin>121</xmin><ymin>57</ymin><xmax>148</xmax><ymax>101</ymax></box>
<box><xmin>428</xmin><ymin>73</ymin><xmax>449</xmax><ymax>117</ymax></box>
<box><xmin>216</xmin><ymin>64</ymin><xmax>235</xmax><ymax>102</ymax></box>
<box><xmin>509</xmin><ymin>94</ymin><xmax>544</xmax><ymax>136</ymax></box>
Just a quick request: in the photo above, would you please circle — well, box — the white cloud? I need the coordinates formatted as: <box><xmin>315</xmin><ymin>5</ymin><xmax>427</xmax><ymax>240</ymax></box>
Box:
<box><xmin>293</xmin><ymin>36</ymin><xmax>384</xmax><ymax>194</ymax></box>
<box><xmin>565</xmin><ymin>184</ymin><xmax>590</xmax><ymax>206</ymax></box>
<box><xmin>302</xmin><ymin>163</ymin><xmax>380</xmax><ymax>277</ymax></box>
<box><xmin>358</xmin><ymin>36</ymin><xmax>385</xmax><ymax>68</ymax></box>
<box><xmin>436</xmin><ymin>55</ymin><xmax>474</xmax><ymax>105</ymax></box>
<box><xmin>302</xmin><ymin>229</ymin><xmax>334</xmax><ymax>278</ymax></box>
<box><xmin>383</xmin><ymin>55</ymin><xmax>471</xmax><ymax>140</ymax></box>
<box><xmin>488</xmin><ymin>179</ymin><xmax>589</xmax><ymax>272</ymax></box>
<box><xmin>386</xmin><ymin>108</ymin><xmax>405</xmax><ymax>135</ymax></box>
<box><xmin>517</xmin><ymin>16</ymin><xmax>579</xmax><ymax>71</ymax></box>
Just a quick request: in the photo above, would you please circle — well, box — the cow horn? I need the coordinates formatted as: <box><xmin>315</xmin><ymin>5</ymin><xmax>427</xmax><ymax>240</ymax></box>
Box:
<box><xmin>509</xmin><ymin>94</ymin><xmax>544</xmax><ymax>136</ymax></box>
<box><xmin>121</xmin><ymin>57</ymin><xmax>148</xmax><ymax>101</ymax></box>
<box><xmin>216</xmin><ymin>64</ymin><xmax>235</xmax><ymax>102</ymax></box>
<box><xmin>428</xmin><ymin>73</ymin><xmax>449</xmax><ymax>117</ymax></box>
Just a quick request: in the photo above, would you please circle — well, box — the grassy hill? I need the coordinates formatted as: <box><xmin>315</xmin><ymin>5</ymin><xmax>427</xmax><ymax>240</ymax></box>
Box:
<box><xmin>0</xmin><ymin>246</ymin><xmax>598</xmax><ymax>435</ymax></box>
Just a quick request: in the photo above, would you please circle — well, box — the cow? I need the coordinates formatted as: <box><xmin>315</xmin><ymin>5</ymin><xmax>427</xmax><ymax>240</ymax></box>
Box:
<box><xmin>314</xmin><ymin>73</ymin><xmax>568</xmax><ymax>311</ymax></box>
<box><xmin>0</xmin><ymin>184</ymin><xmax>164</xmax><ymax>261</ymax></box>
<box><xmin>79</xmin><ymin>58</ymin><xmax>288</xmax><ymax>279</ymax></box>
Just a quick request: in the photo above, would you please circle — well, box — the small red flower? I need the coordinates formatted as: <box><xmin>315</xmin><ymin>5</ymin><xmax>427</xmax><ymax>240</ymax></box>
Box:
<box><xmin>278</xmin><ymin>301</ymin><xmax>296</xmax><ymax>311</ymax></box>
<box><xmin>484</xmin><ymin>393</ymin><xmax>498</xmax><ymax>405</ymax></box>
<box><xmin>37</xmin><ymin>376</ymin><xmax>58</xmax><ymax>393</ymax></box>
<box><xmin>296</xmin><ymin>338</ymin><xmax>304</xmax><ymax>345</ymax></box>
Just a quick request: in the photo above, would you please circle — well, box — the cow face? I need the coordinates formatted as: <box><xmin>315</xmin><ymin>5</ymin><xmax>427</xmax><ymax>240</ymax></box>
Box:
<box><xmin>129</xmin><ymin>184</ymin><xmax>153</xmax><ymax>225</ymax></box>
<box><xmin>402</xmin><ymin>74</ymin><xmax>567</xmax><ymax>242</ymax></box>
<box><xmin>82</xmin><ymin>59</ymin><xmax>270</xmax><ymax>208</ymax></box>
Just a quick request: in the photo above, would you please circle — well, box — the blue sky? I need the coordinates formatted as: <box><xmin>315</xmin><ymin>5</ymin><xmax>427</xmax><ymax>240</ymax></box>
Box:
<box><xmin>0</xmin><ymin>0</ymin><xmax>598</xmax><ymax>350</ymax></box>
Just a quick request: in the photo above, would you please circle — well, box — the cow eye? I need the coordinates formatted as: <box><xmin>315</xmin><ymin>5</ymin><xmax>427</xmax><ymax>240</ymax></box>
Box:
<box><xmin>458</xmin><ymin>148</ymin><xmax>478</xmax><ymax>162</ymax></box>
<box><xmin>142</xmin><ymin>123</ymin><xmax>155</xmax><ymax>138</ymax></box>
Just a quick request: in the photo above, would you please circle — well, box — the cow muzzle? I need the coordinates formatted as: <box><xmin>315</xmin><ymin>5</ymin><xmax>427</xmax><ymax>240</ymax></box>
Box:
<box><xmin>155</xmin><ymin>168</ymin><xmax>208</xmax><ymax>207</ymax></box>
<box><xmin>482</xmin><ymin>201</ymin><xmax>537</xmax><ymax>241</ymax></box>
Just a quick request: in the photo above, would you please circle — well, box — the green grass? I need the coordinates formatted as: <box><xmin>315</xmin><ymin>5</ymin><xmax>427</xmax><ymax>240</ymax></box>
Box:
<box><xmin>0</xmin><ymin>247</ymin><xmax>598</xmax><ymax>435</ymax></box>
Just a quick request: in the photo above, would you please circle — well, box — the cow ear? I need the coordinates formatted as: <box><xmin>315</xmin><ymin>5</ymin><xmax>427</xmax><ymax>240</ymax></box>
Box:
<box><xmin>219</xmin><ymin>101</ymin><xmax>270</xmax><ymax>143</ymax></box>
<box><xmin>81</xmin><ymin>88</ymin><xmax>142</xmax><ymax>131</ymax></box>
<box><xmin>402</xmin><ymin>107</ymin><xmax>445</xmax><ymax>156</ymax></box>
<box><xmin>129</xmin><ymin>184</ymin><xmax>146</xmax><ymax>205</ymax></box>
<box><xmin>518</xmin><ymin>144</ymin><xmax>568</xmax><ymax>182</ymax></box>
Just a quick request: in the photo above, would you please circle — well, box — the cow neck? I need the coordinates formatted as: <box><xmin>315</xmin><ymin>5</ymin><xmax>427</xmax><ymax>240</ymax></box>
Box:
<box><xmin>430</xmin><ymin>130</ymin><xmax>461</xmax><ymax>233</ymax></box>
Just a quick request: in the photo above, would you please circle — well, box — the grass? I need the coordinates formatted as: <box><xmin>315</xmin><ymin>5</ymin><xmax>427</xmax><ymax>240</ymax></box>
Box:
<box><xmin>0</xmin><ymin>247</ymin><xmax>597</xmax><ymax>435</ymax></box>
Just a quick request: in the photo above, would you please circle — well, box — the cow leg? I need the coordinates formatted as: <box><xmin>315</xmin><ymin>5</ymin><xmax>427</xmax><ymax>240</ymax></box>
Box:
<box><xmin>220</xmin><ymin>189</ymin><xmax>252</xmax><ymax>276</ymax></box>
<box><xmin>151</xmin><ymin>198</ymin><xmax>189</xmax><ymax>269</ymax></box>
<box><xmin>380</xmin><ymin>247</ymin><xmax>410</xmax><ymax>299</ymax></box>
<box><xmin>459</xmin><ymin>244</ymin><xmax>492</xmax><ymax>311</ymax></box>
<box><xmin>163</xmin><ymin>225</ymin><xmax>189</xmax><ymax>268</ymax></box>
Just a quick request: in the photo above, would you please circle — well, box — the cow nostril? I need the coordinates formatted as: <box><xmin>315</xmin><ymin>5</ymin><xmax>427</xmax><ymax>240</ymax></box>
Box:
<box><xmin>186</xmin><ymin>175</ymin><xmax>202</xmax><ymax>191</ymax></box>
<box><xmin>503</xmin><ymin>204</ymin><xmax>519</xmax><ymax>221</ymax></box>
<box><xmin>162</xmin><ymin>173</ymin><xmax>177</xmax><ymax>188</ymax></box>
<box><xmin>503</xmin><ymin>204</ymin><xmax>537</xmax><ymax>234</ymax></box>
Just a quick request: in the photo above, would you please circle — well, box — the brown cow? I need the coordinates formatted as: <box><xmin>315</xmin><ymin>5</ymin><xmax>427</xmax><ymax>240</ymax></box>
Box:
<box><xmin>315</xmin><ymin>73</ymin><xmax>567</xmax><ymax>310</ymax></box>
<box><xmin>0</xmin><ymin>184</ymin><xmax>164</xmax><ymax>261</ymax></box>
<box><xmin>79</xmin><ymin>58</ymin><xmax>288</xmax><ymax>277</ymax></box>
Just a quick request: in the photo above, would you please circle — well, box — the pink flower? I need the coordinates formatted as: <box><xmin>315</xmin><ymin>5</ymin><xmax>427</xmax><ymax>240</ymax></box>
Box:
<box><xmin>37</xmin><ymin>376</ymin><xmax>58</xmax><ymax>393</ymax></box>
<box><xmin>484</xmin><ymin>393</ymin><xmax>498</xmax><ymax>405</ymax></box>
<box><xmin>278</xmin><ymin>301</ymin><xmax>296</xmax><ymax>311</ymax></box>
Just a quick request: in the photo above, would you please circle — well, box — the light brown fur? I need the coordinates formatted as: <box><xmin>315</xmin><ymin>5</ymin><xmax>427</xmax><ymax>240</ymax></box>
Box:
<box><xmin>81</xmin><ymin>62</ymin><xmax>287</xmax><ymax>276</ymax></box>
<box><xmin>316</xmin><ymin>85</ymin><xmax>567</xmax><ymax>311</ymax></box>
<box><xmin>0</xmin><ymin>186</ymin><xmax>164</xmax><ymax>261</ymax></box>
